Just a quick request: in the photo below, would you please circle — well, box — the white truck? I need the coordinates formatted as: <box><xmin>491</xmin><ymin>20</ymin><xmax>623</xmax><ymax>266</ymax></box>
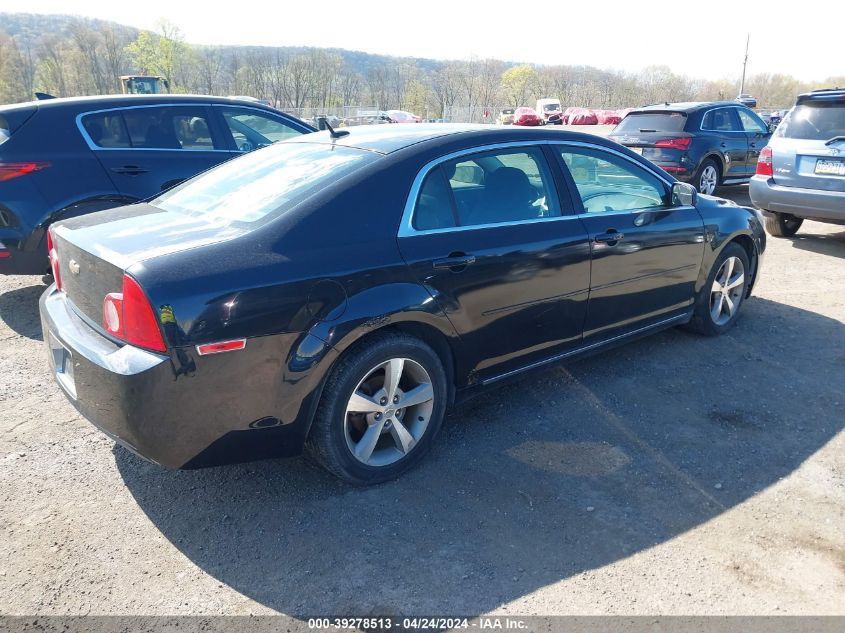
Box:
<box><xmin>536</xmin><ymin>98</ymin><xmax>563</xmax><ymax>125</ymax></box>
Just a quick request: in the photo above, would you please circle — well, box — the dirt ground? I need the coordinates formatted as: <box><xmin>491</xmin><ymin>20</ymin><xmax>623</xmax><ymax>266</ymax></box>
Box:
<box><xmin>0</xmin><ymin>186</ymin><xmax>843</xmax><ymax>617</ymax></box>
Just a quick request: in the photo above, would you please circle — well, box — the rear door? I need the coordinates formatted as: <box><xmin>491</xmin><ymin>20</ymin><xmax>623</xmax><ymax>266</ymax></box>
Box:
<box><xmin>81</xmin><ymin>105</ymin><xmax>230</xmax><ymax>200</ymax></box>
<box><xmin>736</xmin><ymin>107</ymin><xmax>771</xmax><ymax>176</ymax></box>
<box><xmin>554</xmin><ymin>144</ymin><xmax>705</xmax><ymax>342</ymax></box>
<box><xmin>397</xmin><ymin>144</ymin><xmax>591</xmax><ymax>379</ymax></box>
<box><xmin>769</xmin><ymin>97</ymin><xmax>845</xmax><ymax>192</ymax></box>
<box><xmin>700</xmin><ymin>107</ymin><xmax>748</xmax><ymax>180</ymax></box>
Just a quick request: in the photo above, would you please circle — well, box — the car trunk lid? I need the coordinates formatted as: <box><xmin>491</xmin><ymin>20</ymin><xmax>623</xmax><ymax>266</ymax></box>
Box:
<box><xmin>52</xmin><ymin>203</ymin><xmax>248</xmax><ymax>325</ymax></box>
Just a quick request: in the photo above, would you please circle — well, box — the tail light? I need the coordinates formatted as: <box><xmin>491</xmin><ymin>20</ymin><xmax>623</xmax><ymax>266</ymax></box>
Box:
<box><xmin>102</xmin><ymin>274</ymin><xmax>167</xmax><ymax>352</ymax></box>
<box><xmin>756</xmin><ymin>146</ymin><xmax>774</xmax><ymax>176</ymax></box>
<box><xmin>654</xmin><ymin>138</ymin><xmax>692</xmax><ymax>150</ymax></box>
<box><xmin>0</xmin><ymin>162</ymin><xmax>50</xmax><ymax>182</ymax></box>
<box><xmin>47</xmin><ymin>228</ymin><xmax>63</xmax><ymax>291</ymax></box>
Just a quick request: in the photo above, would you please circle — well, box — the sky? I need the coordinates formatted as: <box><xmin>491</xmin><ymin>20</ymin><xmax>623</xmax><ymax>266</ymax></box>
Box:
<box><xmin>8</xmin><ymin>0</ymin><xmax>844</xmax><ymax>81</ymax></box>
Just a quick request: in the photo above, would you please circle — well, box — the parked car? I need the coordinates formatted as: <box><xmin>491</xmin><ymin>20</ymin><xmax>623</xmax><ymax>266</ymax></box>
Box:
<box><xmin>750</xmin><ymin>88</ymin><xmax>845</xmax><ymax>237</ymax></box>
<box><xmin>40</xmin><ymin>124</ymin><xmax>765</xmax><ymax>484</ymax></box>
<box><xmin>0</xmin><ymin>94</ymin><xmax>314</xmax><ymax>275</ymax></box>
<box><xmin>498</xmin><ymin>108</ymin><xmax>515</xmax><ymax>125</ymax></box>
<box><xmin>735</xmin><ymin>94</ymin><xmax>758</xmax><ymax>108</ymax></box>
<box><xmin>386</xmin><ymin>110</ymin><xmax>422</xmax><ymax>123</ymax></box>
<box><xmin>512</xmin><ymin>107</ymin><xmax>542</xmax><ymax>126</ymax></box>
<box><xmin>536</xmin><ymin>99</ymin><xmax>563</xmax><ymax>125</ymax></box>
<box><xmin>609</xmin><ymin>101</ymin><xmax>771</xmax><ymax>195</ymax></box>
<box><xmin>342</xmin><ymin>112</ymin><xmax>394</xmax><ymax>126</ymax></box>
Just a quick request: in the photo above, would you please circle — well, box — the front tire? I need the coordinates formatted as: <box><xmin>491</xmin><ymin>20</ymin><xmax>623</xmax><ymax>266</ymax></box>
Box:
<box><xmin>687</xmin><ymin>243</ymin><xmax>751</xmax><ymax>336</ymax></box>
<box><xmin>695</xmin><ymin>159</ymin><xmax>720</xmax><ymax>195</ymax></box>
<box><xmin>306</xmin><ymin>333</ymin><xmax>448</xmax><ymax>485</ymax></box>
<box><xmin>764</xmin><ymin>212</ymin><xmax>803</xmax><ymax>237</ymax></box>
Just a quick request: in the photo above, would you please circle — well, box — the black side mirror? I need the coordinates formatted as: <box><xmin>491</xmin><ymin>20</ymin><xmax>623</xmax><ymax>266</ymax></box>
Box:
<box><xmin>671</xmin><ymin>181</ymin><xmax>698</xmax><ymax>206</ymax></box>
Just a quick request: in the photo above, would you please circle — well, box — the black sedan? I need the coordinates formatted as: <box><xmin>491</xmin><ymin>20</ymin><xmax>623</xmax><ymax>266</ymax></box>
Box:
<box><xmin>40</xmin><ymin>124</ymin><xmax>766</xmax><ymax>484</ymax></box>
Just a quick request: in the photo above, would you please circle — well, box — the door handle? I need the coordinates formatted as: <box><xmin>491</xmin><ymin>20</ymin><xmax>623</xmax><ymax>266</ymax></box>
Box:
<box><xmin>111</xmin><ymin>165</ymin><xmax>149</xmax><ymax>175</ymax></box>
<box><xmin>720</xmin><ymin>142</ymin><xmax>728</xmax><ymax>148</ymax></box>
<box><xmin>433</xmin><ymin>253</ymin><xmax>476</xmax><ymax>272</ymax></box>
<box><xmin>594</xmin><ymin>230</ymin><xmax>625</xmax><ymax>244</ymax></box>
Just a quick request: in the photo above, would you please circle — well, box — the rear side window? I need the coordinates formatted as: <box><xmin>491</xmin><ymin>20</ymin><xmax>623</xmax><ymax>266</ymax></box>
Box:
<box><xmin>81</xmin><ymin>112</ymin><xmax>130</xmax><ymax>148</ymax></box>
<box><xmin>153</xmin><ymin>142</ymin><xmax>378</xmax><ymax>224</ymax></box>
<box><xmin>701</xmin><ymin>108</ymin><xmax>741</xmax><ymax>132</ymax></box>
<box><xmin>614</xmin><ymin>112</ymin><xmax>687</xmax><ymax>134</ymax></box>
<box><xmin>776</xmin><ymin>101</ymin><xmax>845</xmax><ymax>141</ymax></box>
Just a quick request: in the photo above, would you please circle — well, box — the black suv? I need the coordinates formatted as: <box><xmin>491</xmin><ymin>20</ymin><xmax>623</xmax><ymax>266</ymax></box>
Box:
<box><xmin>0</xmin><ymin>94</ymin><xmax>314</xmax><ymax>275</ymax></box>
<box><xmin>609</xmin><ymin>102</ymin><xmax>771</xmax><ymax>195</ymax></box>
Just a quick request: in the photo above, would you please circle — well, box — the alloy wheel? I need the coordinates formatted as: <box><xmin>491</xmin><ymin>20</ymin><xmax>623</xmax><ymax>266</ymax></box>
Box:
<box><xmin>710</xmin><ymin>256</ymin><xmax>745</xmax><ymax>326</ymax></box>
<box><xmin>699</xmin><ymin>165</ymin><xmax>718</xmax><ymax>195</ymax></box>
<box><xmin>343</xmin><ymin>358</ymin><xmax>435</xmax><ymax>467</ymax></box>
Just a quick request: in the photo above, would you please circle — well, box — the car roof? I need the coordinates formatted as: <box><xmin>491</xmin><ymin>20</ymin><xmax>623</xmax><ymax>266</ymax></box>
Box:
<box><xmin>0</xmin><ymin>93</ymin><xmax>285</xmax><ymax>113</ymax></box>
<box><xmin>630</xmin><ymin>101</ymin><xmax>742</xmax><ymax>114</ymax></box>
<box><xmin>797</xmin><ymin>88</ymin><xmax>845</xmax><ymax>102</ymax></box>
<box><xmin>282</xmin><ymin>123</ymin><xmax>620</xmax><ymax>155</ymax></box>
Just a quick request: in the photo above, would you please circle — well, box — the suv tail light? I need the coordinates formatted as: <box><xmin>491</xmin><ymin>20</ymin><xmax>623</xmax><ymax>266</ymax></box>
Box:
<box><xmin>0</xmin><ymin>162</ymin><xmax>50</xmax><ymax>182</ymax></box>
<box><xmin>756</xmin><ymin>146</ymin><xmax>774</xmax><ymax>176</ymax></box>
<box><xmin>102</xmin><ymin>275</ymin><xmax>167</xmax><ymax>352</ymax></box>
<box><xmin>654</xmin><ymin>137</ymin><xmax>692</xmax><ymax>150</ymax></box>
<box><xmin>47</xmin><ymin>228</ymin><xmax>63</xmax><ymax>291</ymax></box>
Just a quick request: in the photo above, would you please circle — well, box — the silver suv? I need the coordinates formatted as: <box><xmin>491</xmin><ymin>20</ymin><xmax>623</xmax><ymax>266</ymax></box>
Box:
<box><xmin>750</xmin><ymin>88</ymin><xmax>845</xmax><ymax>237</ymax></box>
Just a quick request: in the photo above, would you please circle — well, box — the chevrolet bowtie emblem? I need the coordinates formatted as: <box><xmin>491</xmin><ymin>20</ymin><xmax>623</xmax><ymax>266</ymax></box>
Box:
<box><xmin>68</xmin><ymin>259</ymin><xmax>80</xmax><ymax>275</ymax></box>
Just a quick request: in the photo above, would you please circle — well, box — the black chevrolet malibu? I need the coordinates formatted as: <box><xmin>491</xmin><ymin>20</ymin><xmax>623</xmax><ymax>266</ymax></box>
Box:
<box><xmin>40</xmin><ymin>124</ymin><xmax>766</xmax><ymax>484</ymax></box>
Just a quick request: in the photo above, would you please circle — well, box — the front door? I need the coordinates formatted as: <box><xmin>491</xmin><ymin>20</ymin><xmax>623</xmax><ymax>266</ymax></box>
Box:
<box><xmin>737</xmin><ymin>108</ymin><xmax>772</xmax><ymax>177</ymax></box>
<box><xmin>397</xmin><ymin>145</ymin><xmax>591</xmax><ymax>379</ymax></box>
<box><xmin>83</xmin><ymin>105</ymin><xmax>229</xmax><ymax>200</ymax></box>
<box><xmin>554</xmin><ymin>144</ymin><xmax>705</xmax><ymax>342</ymax></box>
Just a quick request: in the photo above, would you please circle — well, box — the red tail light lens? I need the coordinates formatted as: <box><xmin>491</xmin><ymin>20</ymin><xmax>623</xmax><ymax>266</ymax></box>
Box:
<box><xmin>654</xmin><ymin>138</ymin><xmax>692</xmax><ymax>150</ymax></box>
<box><xmin>102</xmin><ymin>275</ymin><xmax>167</xmax><ymax>352</ymax></box>
<box><xmin>0</xmin><ymin>162</ymin><xmax>50</xmax><ymax>182</ymax></box>
<box><xmin>756</xmin><ymin>146</ymin><xmax>774</xmax><ymax>176</ymax></box>
<box><xmin>47</xmin><ymin>228</ymin><xmax>63</xmax><ymax>292</ymax></box>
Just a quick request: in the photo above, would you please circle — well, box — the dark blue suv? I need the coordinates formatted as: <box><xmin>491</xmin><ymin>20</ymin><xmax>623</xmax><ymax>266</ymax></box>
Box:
<box><xmin>609</xmin><ymin>101</ymin><xmax>771</xmax><ymax>195</ymax></box>
<box><xmin>0</xmin><ymin>94</ymin><xmax>314</xmax><ymax>275</ymax></box>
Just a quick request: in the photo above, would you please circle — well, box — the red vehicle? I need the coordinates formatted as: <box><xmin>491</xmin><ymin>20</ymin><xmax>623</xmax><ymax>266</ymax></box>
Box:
<box><xmin>386</xmin><ymin>110</ymin><xmax>422</xmax><ymax>123</ymax></box>
<box><xmin>512</xmin><ymin>107</ymin><xmax>542</xmax><ymax>126</ymax></box>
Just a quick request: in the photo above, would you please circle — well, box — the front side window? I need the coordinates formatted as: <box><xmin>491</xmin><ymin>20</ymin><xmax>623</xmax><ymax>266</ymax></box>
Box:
<box><xmin>559</xmin><ymin>147</ymin><xmax>667</xmax><ymax>213</ymax></box>
<box><xmin>737</xmin><ymin>109</ymin><xmax>767</xmax><ymax>134</ymax></box>
<box><xmin>701</xmin><ymin>108</ymin><xmax>741</xmax><ymax>132</ymax></box>
<box><xmin>412</xmin><ymin>148</ymin><xmax>561</xmax><ymax>230</ymax></box>
<box><xmin>153</xmin><ymin>142</ymin><xmax>377</xmax><ymax>224</ymax></box>
<box><xmin>221</xmin><ymin>108</ymin><xmax>303</xmax><ymax>152</ymax></box>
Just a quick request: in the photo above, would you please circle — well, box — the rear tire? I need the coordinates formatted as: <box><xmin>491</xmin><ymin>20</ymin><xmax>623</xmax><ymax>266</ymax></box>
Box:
<box><xmin>306</xmin><ymin>332</ymin><xmax>448</xmax><ymax>485</ymax></box>
<box><xmin>687</xmin><ymin>243</ymin><xmax>751</xmax><ymax>336</ymax></box>
<box><xmin>764</xmin><ymin>212</ymin><xmax>803</xmax><ymax>237</ymax></box>
<box><xmin>694</xmin><ymin>159</ymin><xmax>720</xmax><ymax>195</ymax></box>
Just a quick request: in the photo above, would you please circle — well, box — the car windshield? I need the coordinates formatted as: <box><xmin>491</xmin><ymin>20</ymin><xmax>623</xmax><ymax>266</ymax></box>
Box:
<box><xmin>613</xmin><ymin>112</ymin><xmax>687</xmax><ymax>133</ymax></box>
<box><xmin>152</xmin><ymin>141</ymin><xmax>378</xmax><ymax>224</ymax></box>
<box><xmin>776</xmin><ymin>101</ymin><xmax>845</xmax><ymax>141</ymax></box>
<box><xmin>543</xmin><ymin>104</ymin><xmax>561</xmax><ymax>111</ymax></box>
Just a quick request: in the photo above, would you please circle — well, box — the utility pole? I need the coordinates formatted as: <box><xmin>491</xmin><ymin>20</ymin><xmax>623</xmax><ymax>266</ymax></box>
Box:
<box><xmin>739</xmin><ymin>34</ymin><xmax>750</xmax><ymax>95</ymax></box>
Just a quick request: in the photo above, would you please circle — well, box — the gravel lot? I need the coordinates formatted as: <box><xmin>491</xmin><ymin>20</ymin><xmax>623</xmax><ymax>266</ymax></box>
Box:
<box><xmin>1</xmin><ymin>186</ymin><xmax>843</xmax><ymax>617</ymax></box>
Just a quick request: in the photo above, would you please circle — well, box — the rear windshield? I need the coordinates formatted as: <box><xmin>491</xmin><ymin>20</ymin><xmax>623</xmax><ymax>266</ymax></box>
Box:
<box><xmin>613</xmin><ymin>112</ymin><xmax>687</xmax><ymax>134</ymax></box>
<box><xmin>152</xmin><ymin>141</ymin><xmax>378</xmax><ymax>224</ymax></box>
<box><xmin>776</xmin><ymin>101</ymin><xmax>845</xmax><ymax>141</ymax></box>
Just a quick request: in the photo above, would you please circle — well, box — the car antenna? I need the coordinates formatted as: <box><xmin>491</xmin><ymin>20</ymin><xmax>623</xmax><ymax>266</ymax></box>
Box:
<box><xmin>318</xmin><ymin>116</ymin><xmax>349</xmax><ymax>139</ymax></box>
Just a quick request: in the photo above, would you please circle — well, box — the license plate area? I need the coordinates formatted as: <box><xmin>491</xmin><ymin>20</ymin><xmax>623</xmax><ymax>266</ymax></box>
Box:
<box><xmin>48</xmin><ymin>332</ymin><xmax>77</xmax><ymax>399</ymax></box>
<box><xmin>815</xmin><ymin>158</ymin><xmax>845</xmax><ymax>176</ymax></box>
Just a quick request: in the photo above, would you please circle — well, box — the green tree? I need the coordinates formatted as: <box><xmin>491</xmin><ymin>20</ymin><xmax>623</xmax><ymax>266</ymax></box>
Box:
<box><xmin>499</xmin><ymin>65</ymin><xmax>538</xmax><ymax>108</ymax></box>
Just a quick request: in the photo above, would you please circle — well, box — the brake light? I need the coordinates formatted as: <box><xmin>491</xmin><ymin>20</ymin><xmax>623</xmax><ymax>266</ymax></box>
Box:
<box><xmin>47</xmin><ymin>228</ymin><xmax>63</xmax><ymax>291</ymax></box>
<box><xmin>756</xmin><ymin>146</ymin><xmax>774</xmax><ymax>176</ymax></box>
<box><xmin>0</xmin><ymin>162</ymin><xmax>50</xmax><ymax>182</ymax></box>
<box><xmin>654</xmin><ymin>138</ymin><xmax>692</xmax><ymax>150</ymax></box>
<box><xmin>102</xmin><ymin>274</ymin><xmax>167</xmax><ymax>352</ymax></box>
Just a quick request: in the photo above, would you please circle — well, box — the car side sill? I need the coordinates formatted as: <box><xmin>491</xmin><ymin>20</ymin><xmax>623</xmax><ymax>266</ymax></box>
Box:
<box><xmin>480</xmin><ymin>312</ymin><xmax>692</xmax><ymax>387</ymax></box>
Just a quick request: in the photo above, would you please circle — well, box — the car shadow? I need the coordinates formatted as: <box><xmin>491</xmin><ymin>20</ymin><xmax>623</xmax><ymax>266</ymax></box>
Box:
<box><xmin>115</xmin><ymin>296</ymin><xmax>845</xmax><ymax>616</ymax></box>
<box><xmin>0</xmin><ymin>282</ymin><xmax>46</xmax><ymax>340</ymax></box>
<box><xmin>788</xmin><ymin>228</ymin><xmax>845</xmax><ymax>260</ymax></box>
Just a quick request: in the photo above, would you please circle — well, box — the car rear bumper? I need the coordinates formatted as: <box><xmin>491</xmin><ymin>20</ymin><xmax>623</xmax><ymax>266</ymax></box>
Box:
<box><xmin>749</xmin><ymin>175</ymin><xmax>845</xmax><ymax>222</ymax></box>
<box><xmin>39</xmin><ymin>287</ymin><xmax>327</xmax><ymax>468</ymax></box>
